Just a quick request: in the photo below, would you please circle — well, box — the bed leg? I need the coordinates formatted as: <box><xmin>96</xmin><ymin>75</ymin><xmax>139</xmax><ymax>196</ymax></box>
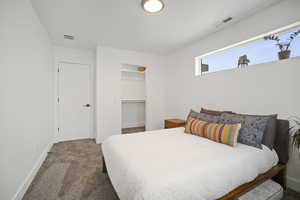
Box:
<box><xmin>272</xmin><ymin>166</ymin><xmax>286</xmax><ymax>190</ymax></box>
<box><xmin>102</xmin><ymin>157</ymin><xmax>107</xmax><ymax>173</ymax></box>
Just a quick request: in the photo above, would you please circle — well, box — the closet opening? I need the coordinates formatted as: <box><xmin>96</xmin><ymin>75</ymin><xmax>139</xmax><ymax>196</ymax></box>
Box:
<box><xmin>121</xmin><ymin>64</ymin><xmax>146</xmax><ymax>134</ymax></box>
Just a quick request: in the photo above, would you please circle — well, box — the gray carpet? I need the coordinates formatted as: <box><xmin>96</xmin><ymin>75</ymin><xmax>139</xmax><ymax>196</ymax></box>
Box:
<box><xmin>23</xmin><ymin>139</ymin><xmax>118</xmax><ymax>200</ymax></box>
<box><xmin>23</xmin><ymin>139</ymin><xmax>300</xmax><ymax>200</ymax></box>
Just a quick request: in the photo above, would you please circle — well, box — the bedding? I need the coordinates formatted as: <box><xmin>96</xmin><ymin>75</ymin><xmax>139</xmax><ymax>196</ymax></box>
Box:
<box><xmin>200</xmin><ymin>108</ymin><xmax>234</xmax><ymax>116</ymax></box>
<box><xmin>185</xmin><ymin>117</ymin><xmax>241</xmax><ymax>147</ymax></box>
<box><xmin>187</xmin><ymin>109</ymin><xmax>220</xmax><ymax>124</ymax></box>
<box><xmin>102</xmin><ymin>127</ymin><xmax>279</xmax><ymax>200</ymax></box>
<box><xmin>219</xmin><ymin>113</ymin><xmax>269</xmax><ymax>149</ymax></box>
<box><xmin>261</xmin><ymin>114</ymin><xmax>277</xmax><ymax>150</ymax></box>
<box><xmin>240</xmin><ymin>113</ymin><xmax>277</xmax><ymax>150</ymax></box>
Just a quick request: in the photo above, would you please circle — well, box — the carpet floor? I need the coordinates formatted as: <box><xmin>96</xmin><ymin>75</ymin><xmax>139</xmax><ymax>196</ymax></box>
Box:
<box><xmin>23</xmin><ymin>139</ymin><xmax>300</xmax><ymax>200</ymax></box>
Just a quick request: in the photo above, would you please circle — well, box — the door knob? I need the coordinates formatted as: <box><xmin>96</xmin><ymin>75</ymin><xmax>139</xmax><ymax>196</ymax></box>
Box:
<box><xmin>84</xmin><ymin>104</ymin><xmax>91</xmax><ymax>107</ymax></box>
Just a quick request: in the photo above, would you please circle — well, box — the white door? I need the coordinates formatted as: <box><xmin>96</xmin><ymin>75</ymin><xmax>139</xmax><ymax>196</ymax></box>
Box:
<box><xmin>58</xmin><ymin>62</ymin><xmax>91</xmax><ymax>141</ymax></box>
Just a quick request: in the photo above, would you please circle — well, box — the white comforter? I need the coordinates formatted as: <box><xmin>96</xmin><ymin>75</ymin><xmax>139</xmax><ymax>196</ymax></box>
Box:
<box><xmin>102</xmin><ymin>127</ymin><xmax>278</xmax><ymax>200</ymax></box>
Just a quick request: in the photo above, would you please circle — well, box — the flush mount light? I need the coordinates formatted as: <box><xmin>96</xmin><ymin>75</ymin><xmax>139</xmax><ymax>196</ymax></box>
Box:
<box><xmin>141</xmin><ymin>0</ymin><xmax>164</xmax><ymax>13</ymax></box>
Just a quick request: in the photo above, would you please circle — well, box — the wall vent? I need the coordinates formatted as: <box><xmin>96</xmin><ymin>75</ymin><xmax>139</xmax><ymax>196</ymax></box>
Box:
<box><xmin>64</xmin><ymin>35</ymin><xmax>74</xmax><ymax>40</ymax></box>
<box><xmin>223</xmin><ymin>17</ymin><xmax>233</xmax><ymax>23</ymax></box>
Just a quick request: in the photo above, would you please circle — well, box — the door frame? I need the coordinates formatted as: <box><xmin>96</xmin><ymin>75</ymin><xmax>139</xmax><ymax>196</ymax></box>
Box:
<box><xmin>54</xmin><ymin>61</ymin><xmax>94</xmax><ymax>143</ymax></box>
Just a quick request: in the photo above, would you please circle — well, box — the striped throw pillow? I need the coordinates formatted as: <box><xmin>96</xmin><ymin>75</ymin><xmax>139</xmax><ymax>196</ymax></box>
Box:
<box><xmin>185</xmin><ymin>117</ymin><xmax>241</xmax><ymax>147</ymax></box>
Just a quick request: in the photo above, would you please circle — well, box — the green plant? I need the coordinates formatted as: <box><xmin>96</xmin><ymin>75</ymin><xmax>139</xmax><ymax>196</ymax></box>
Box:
<box><xmin>289</xmin><ymin>117</ymin><xmax>300</xmax><ymax>151</ymax></box>
<box><xmin>264</xmin><ymin>29</ymin><xmax>300</xmax><ymax>52</ymax></box>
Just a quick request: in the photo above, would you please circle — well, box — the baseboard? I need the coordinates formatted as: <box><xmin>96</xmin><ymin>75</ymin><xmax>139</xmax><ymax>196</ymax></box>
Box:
<box><xmin>55</xmin><ymin>136</ymin><xmax>93</xmax><ymax>143</ymax></box>
<box><xmin>287</xmin><ymin>176</ymin><xmax>300</xmax><ymax>192</ymax></box>
<box><xmin>96</xmin><ymin>137</ymin><xmax>101</xmax><ymax>144</ymax></box>
<box><xmin>12</xmin><ymin>142</ymin><xmax>53</xmax><ymax>200</ymax></box>
<box><xmin>122</xmin><ymin>122</ymin><xmax>145</xmax><ymax>129</ymax></box>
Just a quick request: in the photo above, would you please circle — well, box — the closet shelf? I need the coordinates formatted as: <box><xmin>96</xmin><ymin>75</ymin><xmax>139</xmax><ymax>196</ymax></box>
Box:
<box><xmin>121</xmin><ymin>69</ymin><xmax>145</xmax><ymax>74</ymax></box>
<box><xmin>121</xmin><ymin>78</ymin><xmax>145</xmax><ymax>81</ymax></box>
<box><xmin>121</xmin><ymin>99</ymin><xmax>146</xmax><ymax>103</ymax></box>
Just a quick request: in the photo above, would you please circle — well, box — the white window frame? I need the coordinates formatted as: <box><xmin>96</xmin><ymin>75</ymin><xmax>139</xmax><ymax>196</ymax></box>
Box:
<box><xmin>195</xmin><ymin>21</ymin><xmax>300</xmax><ymax>76</ymax></box>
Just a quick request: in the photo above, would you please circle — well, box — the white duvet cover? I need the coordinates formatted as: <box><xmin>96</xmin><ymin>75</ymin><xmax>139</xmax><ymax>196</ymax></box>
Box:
<box><xmin>102</xmin><ymin>127</ymin><xmax>278</xmax><ymax>200</ymax></box>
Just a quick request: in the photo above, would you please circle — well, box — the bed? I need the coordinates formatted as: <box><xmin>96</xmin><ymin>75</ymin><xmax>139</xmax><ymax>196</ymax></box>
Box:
<box><xmin>102</xmin><ymin>120</ymin><xmax>289</xmax><ymax>200</ymax></box>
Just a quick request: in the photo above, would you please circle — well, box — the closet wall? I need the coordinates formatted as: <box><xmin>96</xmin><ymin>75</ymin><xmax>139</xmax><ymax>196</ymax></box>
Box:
<box><xmin>96</xmin><ymin>46</ymin><xmax>166</xmax><ymax>143</ymax></box>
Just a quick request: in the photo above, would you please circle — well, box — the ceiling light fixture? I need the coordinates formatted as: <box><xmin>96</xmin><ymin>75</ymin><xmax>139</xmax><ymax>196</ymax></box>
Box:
<box><xmin>141</xmin><ymin>0</ymin><xmax>164</xmax><ymax>14</ymax></box>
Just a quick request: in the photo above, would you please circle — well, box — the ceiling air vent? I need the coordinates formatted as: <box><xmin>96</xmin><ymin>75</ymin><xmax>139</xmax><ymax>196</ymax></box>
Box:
<box><xmin>64</xmin><ymin>35</ymin><xmax>74</xmax><ymax>40</ymax></box>
<box><xmin>223</xmin><ymin>17</ymin><xmax>233</xmax><ymax>23</ymax></box>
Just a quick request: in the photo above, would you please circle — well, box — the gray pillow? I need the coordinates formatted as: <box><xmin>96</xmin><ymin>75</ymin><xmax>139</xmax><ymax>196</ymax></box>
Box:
<box><xmin>220</xmin><ymin>113</ymin><xmax>277</xmax><ymax>149</ymax></box>
<box><xmin>219</xmin><ymin>113</ymin><xmax>269</xmax><ymax>149</ymax></box>
<box><xmin>187</xmin><ymin>109</ymin><xmax>220</xmax><ymax>123</ymax></box>
<box><xmin>200</xmin><ymin>108</ymin><xmax>234</xmax><ymax>116</ymax></box>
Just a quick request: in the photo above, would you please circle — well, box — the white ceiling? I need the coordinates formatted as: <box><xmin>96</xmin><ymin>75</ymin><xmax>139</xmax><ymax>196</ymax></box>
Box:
<box><xmin>31</xmin><ymin>0</ymin><xmax>282</xmax><ymax>55</ymax></box>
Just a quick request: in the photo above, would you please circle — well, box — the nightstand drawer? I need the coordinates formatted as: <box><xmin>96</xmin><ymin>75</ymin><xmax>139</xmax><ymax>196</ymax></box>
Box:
<box><xmin>165</xmin><ymin>119</ymin><xmax>185</xmax><ymax>129</ymax></box>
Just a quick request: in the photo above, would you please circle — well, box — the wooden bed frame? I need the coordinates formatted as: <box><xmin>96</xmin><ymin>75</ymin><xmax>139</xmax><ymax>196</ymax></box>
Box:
<box><xmin>217</xmin><ymin>164</ymin><xmax>286</xmax><ymax>200</ymax></box>
<box><xmin>102</xmin><ymin>157</ymin><xmax>286</xmax><ymax>200</ymax></box>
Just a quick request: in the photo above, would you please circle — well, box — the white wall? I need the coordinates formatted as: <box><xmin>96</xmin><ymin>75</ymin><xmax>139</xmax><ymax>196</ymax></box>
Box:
<box><xmin>53</xmin><ymin>46</ymin><xmax>96</xmax><ymax>140</ymax></box>
<box><xmin>165</xmin><ymin>0</ymin><xmax>300</xmax><ymax>191</ymax></box>
<box><xmin>0</xmin><ymin>0</ymin><xmax>54</xmax><ymax>199</ymax></box>
<box><xmin>121</xmin><ymin>71</ymin><xmax>146</xmax><ymax>100</ymax></box>
<box><xmin>96</xmin><ymin>47</ymin><xmax>166</xmax><ymax>142</ymax></box>
<box><xmin>122</xmin><ymin>102</ymin><xmax>145</xmax><ymax>128</ymax></box>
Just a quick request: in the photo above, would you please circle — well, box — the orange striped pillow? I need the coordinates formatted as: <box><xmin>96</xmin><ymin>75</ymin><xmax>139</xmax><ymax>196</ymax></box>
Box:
<box><xmin>185</xmin><ymin>117</ymin><xmax>241</xmax><ymax>147</ymax></box>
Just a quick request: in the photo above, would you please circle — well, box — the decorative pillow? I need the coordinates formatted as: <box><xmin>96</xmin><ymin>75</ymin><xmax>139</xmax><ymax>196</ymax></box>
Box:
<box><xmin>237</xmin><ymin>114</ymin><xmax>277</xmax><ymax>150</ymax></box>
<box><xmin>219</xmin><ymin>113</ymin><xmax>269</xmax><ymax>149</ymax></box>
<box><xmin>200</xmin><ymin>108</ymin><xmax>234</xmax><ymax>116</ymax></box>
<box><xmin>186</xmin><ymin>110</ymin><xmax>220</xmax><ymax>133</ymax></box>
<box><xmin>185</xmin><ymin>117</ymin><xmax>241</xmax><ymax>147</ymax></box>
<box><xmin>187</xmin><ymin>109</ymin><xmax>220</xmax><ymax>123</ymax></box>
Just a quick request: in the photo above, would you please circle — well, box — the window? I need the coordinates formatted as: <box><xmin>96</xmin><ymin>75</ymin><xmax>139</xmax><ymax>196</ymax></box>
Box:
<box><xmin>195</xmin><ymin>22</ymin><xmax>300</xmax><ymax>76</ymax></box>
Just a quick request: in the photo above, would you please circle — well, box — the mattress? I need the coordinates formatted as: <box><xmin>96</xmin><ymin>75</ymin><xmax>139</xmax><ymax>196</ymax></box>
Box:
<box><xmin>102</xmin><ymin>127</ymin><xmax>279</xmax><ymax>200</ymax></box>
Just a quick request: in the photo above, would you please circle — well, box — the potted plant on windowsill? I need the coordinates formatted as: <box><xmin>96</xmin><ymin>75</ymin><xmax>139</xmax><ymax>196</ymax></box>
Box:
<box><xmin>264</xmin><ymin>29</ymin><xmax>300</xmax><ymax>60</ymax></box>
<box><xmin>289</xmin><ymin>117</ymin><xmax>300</xmax><ymax>156</ymax></box>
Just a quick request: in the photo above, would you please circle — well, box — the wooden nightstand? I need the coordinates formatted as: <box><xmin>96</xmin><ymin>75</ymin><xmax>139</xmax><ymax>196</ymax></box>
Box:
<box><xmin>165</xmin><ymin>119</ymin><xmax>186</xmax><ymax>129</ymax></box>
